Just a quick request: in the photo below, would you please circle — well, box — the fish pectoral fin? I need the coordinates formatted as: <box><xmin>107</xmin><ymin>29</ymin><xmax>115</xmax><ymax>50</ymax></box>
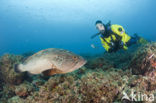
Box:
<box><xmin>42</xmin><ymin>68</ymin><xmax>63</xmax><ymax>76</ymax></box>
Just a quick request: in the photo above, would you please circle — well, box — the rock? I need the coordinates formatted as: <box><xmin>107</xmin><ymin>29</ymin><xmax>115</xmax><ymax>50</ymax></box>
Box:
<box><xmin>128</xmin><ymin>43</ymin><xmax>156</xmax><ymax>76</ymax></box>
<box><xmin>15</xmin><ymin>82</ymin><xmax>34</xmax><ymax>97</ymax></box>
<box><xmin>8</xmin><ymin>96</ymin><xmax>24</xmax><ymax>103</ymax></box>
<box><xmin>85</xmin><ymin>57</ymin><xmax>114</xmax><ymax>70</ymax></box>
<box><xmin>1</xmin><ymin>42</ymin><xmax>156</xmax><ymax>103</ymax></box>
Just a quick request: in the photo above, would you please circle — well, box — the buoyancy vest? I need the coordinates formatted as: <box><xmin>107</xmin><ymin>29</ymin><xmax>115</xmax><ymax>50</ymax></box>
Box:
<box><xmin>100</xmin><ymin>24</ymin><xmax>131</xmax><ymax>52</ymax></box>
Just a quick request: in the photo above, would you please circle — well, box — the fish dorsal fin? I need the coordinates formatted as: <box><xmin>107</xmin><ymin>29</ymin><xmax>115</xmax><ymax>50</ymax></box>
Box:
<box><xmin>42</xmin><ymin>68</ymin><xmax>64</xmax><ymax>76</ymax></box>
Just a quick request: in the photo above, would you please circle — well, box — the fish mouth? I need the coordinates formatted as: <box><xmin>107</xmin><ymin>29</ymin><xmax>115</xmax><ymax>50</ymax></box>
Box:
<box><xmin>67</xmin><ymin>58</ymin><xmax>87</xmax><ymax>73</ymax></box>
<box><xmin>76</xmin><ymin>59</ymin><xmax>87</xmax><ymax>69</ymax></box>
<box><xmin>82</xmin><ymin>59</ymin><xmax>87</xmax><ymax>66</ymax></box>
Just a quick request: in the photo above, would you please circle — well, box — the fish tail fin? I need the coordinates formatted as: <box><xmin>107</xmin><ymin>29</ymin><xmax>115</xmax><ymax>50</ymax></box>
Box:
<box><xmin>14</xmin><ymin>64</ymin><xmax>25</xmax><ymax>73</ymax></box>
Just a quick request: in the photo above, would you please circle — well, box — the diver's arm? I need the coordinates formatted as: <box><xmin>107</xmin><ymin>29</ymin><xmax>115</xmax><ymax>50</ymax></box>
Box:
<box><xmin>91</xmin><ymin>33</ymin><xmax>101</xmax><ymax>39</ymax></box>
<box><xmin>100</xmin><ymin>37</ymin><xmax>110</xmax><ymax>52</ymax></box>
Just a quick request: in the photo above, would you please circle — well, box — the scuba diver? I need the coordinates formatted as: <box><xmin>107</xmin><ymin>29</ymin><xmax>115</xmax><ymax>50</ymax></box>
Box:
<box><xmin>91</xmin><ymin>20</ymin><xmax>148</xmax><ymax>53</ymax></box>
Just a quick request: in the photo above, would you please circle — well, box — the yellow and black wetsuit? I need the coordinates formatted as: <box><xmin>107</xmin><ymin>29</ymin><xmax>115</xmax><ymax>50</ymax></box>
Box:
<box><xmin>100</xmin><ymin>24</ymin><xmax>131</xmax><ymax>52</ymax></box>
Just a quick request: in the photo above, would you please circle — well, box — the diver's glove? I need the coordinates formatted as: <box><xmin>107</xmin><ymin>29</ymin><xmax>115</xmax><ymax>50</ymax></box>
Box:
<box><xmin>120</xmin><ymin>41</ymin><xmax>124</xmax><ymax>48</ymax></box>
<box><xmin>108</xmin><ymin>48</ymin><xmax>114</xmax><ymax>53</ymax></box>
<box><xmin>120</xmin><ymin>41</ymin><xmax>128</xmax><ymax>50</ymax></box>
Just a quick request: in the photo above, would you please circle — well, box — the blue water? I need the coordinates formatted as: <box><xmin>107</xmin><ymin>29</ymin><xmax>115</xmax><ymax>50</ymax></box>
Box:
<box><xmin>0</xmin><ymin>0</ymin><xmax>156</xmax><ymax>56</ymax></box>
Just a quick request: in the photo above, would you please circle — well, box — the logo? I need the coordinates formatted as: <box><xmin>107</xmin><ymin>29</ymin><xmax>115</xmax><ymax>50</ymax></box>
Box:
<box><xmin>122</xmin><ymin>89</ymin><xmax>155</xmax><ymax>102</ymax></box>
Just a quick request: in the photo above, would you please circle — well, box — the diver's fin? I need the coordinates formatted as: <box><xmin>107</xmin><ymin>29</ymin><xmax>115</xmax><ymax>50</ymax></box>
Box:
<box><xmin>14</xmin><ymin>64</ymin><xmax>21</xmax><ymax>73</ymax></box>
<box><xmin>42</xmin><ymin>68</ymin><xmax>63</xmax><ymax>76</ymax></box>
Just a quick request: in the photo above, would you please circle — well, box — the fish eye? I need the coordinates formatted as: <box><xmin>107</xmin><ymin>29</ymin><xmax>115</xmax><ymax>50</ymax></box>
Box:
<box><xmin>72</xmin><ymin>56</ymin><xmax>78</xmax><ymax>60</ymax></box>
<box><xmin>73</xmin><ymin>56</ymin><xmax>77</xmax><ymax>58</ymax></box>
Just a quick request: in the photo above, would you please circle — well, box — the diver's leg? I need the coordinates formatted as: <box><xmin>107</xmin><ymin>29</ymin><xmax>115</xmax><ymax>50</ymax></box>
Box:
<box><xmin>127</xmin><ymin>33</ymin><xmax>148</xmax><ymax>47</ymax></box>
<box><xmin>126</xmin><ymin>36</ymin><xmax>138</xmax><ymax>47</ymax></box>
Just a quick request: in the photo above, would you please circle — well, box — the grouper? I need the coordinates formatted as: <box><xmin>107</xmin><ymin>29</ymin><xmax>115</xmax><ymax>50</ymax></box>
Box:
<box><xmin>14</xmin><ymin>48</ymin><xmax>86</xmax><ymax>76</ymax></box>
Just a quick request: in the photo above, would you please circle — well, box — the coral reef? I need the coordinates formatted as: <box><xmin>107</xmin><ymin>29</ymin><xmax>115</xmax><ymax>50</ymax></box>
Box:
<box><xmin>129</xmin><ymin>43</ymin><xmax>156</xmax><ymax>78</ymax></box>
<box><xmin>128</xmin><ymin>42</ymin><xmax>156</xmax><ymax>75</ymax></box>
<box><xmin>12</xmin><ymin>68</ymin><xmax>128</xmax><ymax>103</ymax></box>
<box><xmin>15</xmin><ymin>81</ymin><xmax>34</xmax><ymax>97</ymax></box>
<box><xmin>85</xmin><ymin>57</ymin><xmax>114</xmax><ymax>70</ymax></box>
<box><xmin>0</xmin><ymin>54</ymin><xmax>25</xmax><ymax>85</ymax></box>
<box><xmin>0</xmin><ymin>43</ymin><xmax>156</xmax><ymax>103</ymax></box>
<box><xmin>8</xmin><ymin>96</ymin><xmax>24</xmax><ymax>103</ymax></box>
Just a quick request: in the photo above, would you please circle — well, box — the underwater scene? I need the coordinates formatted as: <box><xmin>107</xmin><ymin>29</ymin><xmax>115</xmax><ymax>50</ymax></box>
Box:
<box><xmin>0</xmin><ymin>0</ymin><xmax>156</xmax><ymax>103</ymax></box>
